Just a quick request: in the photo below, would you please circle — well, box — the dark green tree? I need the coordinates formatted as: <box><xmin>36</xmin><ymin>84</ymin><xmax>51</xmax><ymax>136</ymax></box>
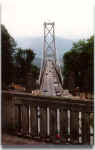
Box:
<box><xmin>1</xmin><ymin>25</ymin><xmax>16</xmax><ymax>88</ymax></box>
<box><xmin>63</xmin><ymin>36</ymin><xmax>94</xmax><ymax>93</ymax></box>
<box><xmin>15</xmin><ymin>48</ymin><xmax>39</xmax><ymax>88</ymax></box>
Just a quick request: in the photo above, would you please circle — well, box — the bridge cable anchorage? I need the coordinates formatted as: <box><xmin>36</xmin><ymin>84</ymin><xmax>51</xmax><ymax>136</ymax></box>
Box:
<box><xmin>39</xmin><ymin>22</ymin><xmax>64</xmax><ymax>96</ymax></box>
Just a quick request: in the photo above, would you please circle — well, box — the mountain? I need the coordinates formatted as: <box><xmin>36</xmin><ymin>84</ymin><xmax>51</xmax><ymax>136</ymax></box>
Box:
<box><xmin>15</xmin><ymin>37</ymin><xmax>43</xmax><ymax>57</ymax></box>
<box><xmin>15</xmin><ymin>36</ymin><xmax>77</xmax><ymax>67</ymax></box>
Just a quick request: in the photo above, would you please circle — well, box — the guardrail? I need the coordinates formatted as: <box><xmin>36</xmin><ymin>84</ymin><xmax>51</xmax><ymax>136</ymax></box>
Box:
<box><xmin>2</xmin><ymin>90</ymin><xmax>94</xmax><ymax>144</ymax></box>
<box><xmin>39</xmin><ymin>61</ymin><xmax>47</xmax><ymax>88</ymax></box>
<box><xmin>53</xmin><ymin>62</ymin><xmax>63</xmax><ymax>87</ymax></box>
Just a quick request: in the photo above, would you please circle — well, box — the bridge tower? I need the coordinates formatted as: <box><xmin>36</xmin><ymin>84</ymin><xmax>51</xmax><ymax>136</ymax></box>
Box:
<box><xmin>43</xmin><ymin>22</ymin><xmax>56</xmax><ymax>64</ymax></box>
<box><xmin>39</xmin><ymin>22</ymin><xmax>63</xmax><ymax>87</ymax></box>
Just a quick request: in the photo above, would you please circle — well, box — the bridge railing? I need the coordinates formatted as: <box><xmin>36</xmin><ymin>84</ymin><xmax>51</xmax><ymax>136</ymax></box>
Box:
<box><xmin>2</xmin><ymin>90</ymin><xmax>94</xmax><ymax>144</ymax></box>
<box><xmin>39</xmin><ymin>60</ymin><xmax>47</xmax><ymax>88</ymax></box>
<box><xmin>53</xmin><ymin>62</ymin><xmax>63</xmax><ymax>87</ymax></box>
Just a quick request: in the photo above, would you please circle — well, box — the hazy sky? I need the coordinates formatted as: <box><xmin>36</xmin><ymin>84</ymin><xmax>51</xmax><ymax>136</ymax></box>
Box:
<box><xmin>1</xmin><ymin>0</ymin><xmax>95</xmax><ymax>39</ymax></box>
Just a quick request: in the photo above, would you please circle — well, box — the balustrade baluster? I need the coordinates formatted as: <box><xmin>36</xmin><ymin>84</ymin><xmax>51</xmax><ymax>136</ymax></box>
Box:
<box><xmin>30</xmin><ymin>105</ymin><xmax>38</xmax><ymax>137</ymax></box>
<box><xmin>57</xmin><ymin>109</ymin><xmax>60</xmax><ymax>135</ymax></box>
<box><xmin>40</xmin><ymin>106</ymin><xmax>47</xmax><ymax>138</ymax></box>
<box><xmin>6</xmin><ymin>95</ymin><xmax>8</xmax><ymax>130</ymax></box>
<box><xmin>14</xmin><ymin>105</ymin><xmax>19</xmax><ymax>131</ymax></box>
<box><xmin>7</xmin><ymin>96</ymin><xmax>11</xmax><ymax>130</ymax></box>
<box><xmin>11</xmin><ymin>96</ymin><xmax>15</xmax><ymax>131</ymax></box>
<box><xmin>70</xmin><ymin>111</ymin><xmax>79</xmax><ymax>144</ymax></box>
<box><xmin>28</xmin><ymin>104</ymin><xmax>31</xmax><ymax>136</ymax></box>
<box><xmin>2</xmin><ymin>94</ymin><xmax>6</xmax><ymax>129</ymax></box>
<box><xmin>21</xmin><ymin>104</ymin><xmax>29</xmax><ymax>136</ymax></box>
<box><xmin>90</xmin><ymin>113</ymin><xmax>94</xmax><ymax>144</ymax></box>
<box><xmin>79</xmin><ymin>112</ymin><xmax>82</xmax><ymax>143</ymax></box>
<box><xmin>21</xmin><ymin>105</ymin><xmax>26</xmax><ymax>135</ymax></box>
<box><xmin>60</xmin><ymin>109</ymin><xmax>68</xmax><ymax>143</ymax></box>
<box><xmin>37</xmin><ymin>106</ymin><xmax>40</xmax><ymax>136</ymax></box>
<box><xmin>50</xmin><ymin>107</ymin><xmax>57</xmax><ymax>140</ymax></box>
<box><xmin>14</xmin><ymin>104</ymin><xmax>22</xmax><ymax>134</ymax></box>
<box><xmin>47</xmin><ymin>107</ymin><xmax>50</xmax><ymax>136</ymax></box>
<box><xmin>70</xmin><ymin>111</ymin><xmax>75</xmax><ymax>144</ymax></box>
<box><xmin>74</xmin><ymin>112</ymin><xmax>79</xmax><ymax>143</ymax></box>
<box><xmin>9</xmin><ymin>96</ymin><xmax>14</xmax><ymax>131</ymax></box>
<box><xmin>26</xmin><ymin>105</ymin><xmax>29</xmax><ymax>135</ymax></box>
<box><xmin>82</xmin><ymin>112</ymin><xmax>90</xmax><ymax>144</ymax></box>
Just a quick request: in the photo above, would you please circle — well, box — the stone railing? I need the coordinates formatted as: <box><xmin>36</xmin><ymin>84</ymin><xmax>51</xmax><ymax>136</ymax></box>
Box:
<box><xmin>2</xmin><ymin>90</ymin><xmax>94</xmax><ymax>144</ymax></box>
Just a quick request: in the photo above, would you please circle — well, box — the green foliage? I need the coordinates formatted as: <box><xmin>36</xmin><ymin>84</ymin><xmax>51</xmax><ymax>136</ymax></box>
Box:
<box><xmin>1</xmin><ymin>24</ymin><xmax>40</xmax><ymax>89</ymax></box>
<box><xmin>63</xmin><ymin>36</ymin><xmax>94</xmax><ymax>93</ymax></box>
<box><xmin>15</xmin><ymin>48</ymin><xmax>39</xmax><ymax>87</ymax></box>
<box><xmin>1</xmin><ymin>24</ymin><xmax>16</xmax><ymax>88</ymax></box>
<box><xmin>15</xmin><ymin>48</ymin><xmax>35</xmax><ymax>70</ymax></box>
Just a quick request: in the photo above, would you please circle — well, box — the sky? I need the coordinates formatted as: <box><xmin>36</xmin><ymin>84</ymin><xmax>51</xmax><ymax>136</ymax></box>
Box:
<box><xmin>1</xmin><ymin>0</ymin><xmax>95</xmax><ymax>39</ymax></box>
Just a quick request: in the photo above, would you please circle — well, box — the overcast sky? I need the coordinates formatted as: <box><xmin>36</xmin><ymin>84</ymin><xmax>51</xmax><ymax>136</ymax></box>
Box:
<box><xmin>1</xmin><ymin>0</ymin><xmax>95</xmax><ymax>39</ymax></box>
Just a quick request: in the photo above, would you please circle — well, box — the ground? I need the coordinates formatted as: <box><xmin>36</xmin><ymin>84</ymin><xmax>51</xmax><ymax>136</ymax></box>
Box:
<box><xmin>2</xmin><ymin>133</ymin><xmax>46</xmax><ymax>145</ymax></box>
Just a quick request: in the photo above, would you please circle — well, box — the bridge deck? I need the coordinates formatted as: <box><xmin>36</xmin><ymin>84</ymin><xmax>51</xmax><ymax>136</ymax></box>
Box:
<box><xmin>40</xmin><ymin>60</ymin><xmax>63</xmax><ymax>96</ymax></box>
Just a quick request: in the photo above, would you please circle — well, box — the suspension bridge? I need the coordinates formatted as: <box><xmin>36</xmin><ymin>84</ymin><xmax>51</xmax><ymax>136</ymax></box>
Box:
<box><xmin>39</xmin><ymin>22</ymin><xmax>70</xmax><ymax>97</ymax></box>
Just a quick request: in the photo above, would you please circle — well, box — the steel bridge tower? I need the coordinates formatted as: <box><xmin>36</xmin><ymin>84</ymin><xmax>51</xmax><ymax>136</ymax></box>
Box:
<box><xmin>39</xmin><ymin>22</ymin><xmax>63</xmax><ymax>87</ymax></box>
<box><xmin>43</xmin><ymin>22</ymin><xmax>56</xmax><ymax>64</ymax></box>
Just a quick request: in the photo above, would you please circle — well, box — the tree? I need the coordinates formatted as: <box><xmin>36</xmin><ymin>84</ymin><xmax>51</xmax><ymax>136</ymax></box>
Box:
<box><xmin>1</xmin><ymin>24</ymin><xmax>40</xmax><ymax>90</ymax></box>
<box><xmin>63</xmin><ymin>36</ymin><xmax>94</xmax><ymax>93</ymax></box>
<box><xmin>15</xmin><ymin>48</ymin><xmax>39</xmax><ymax>88</ymax></box>
<box><xmin>1</xmin><ymin>25</ymin><xmax>16</xmax><ymax>88</ymax></box>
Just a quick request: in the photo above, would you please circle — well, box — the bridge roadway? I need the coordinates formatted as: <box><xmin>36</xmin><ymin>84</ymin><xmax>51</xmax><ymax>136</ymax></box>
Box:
<box><xmin>40</xmin><ymin>60</ymin><xmax>63</xmax><ymax>96</ymax></box>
